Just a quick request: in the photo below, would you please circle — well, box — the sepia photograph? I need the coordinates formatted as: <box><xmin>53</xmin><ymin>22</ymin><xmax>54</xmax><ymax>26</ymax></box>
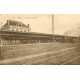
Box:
<box><xmin>0</xmin><ymin>14</ymin><xmax>80</xmax><ymax>65</ymax></box>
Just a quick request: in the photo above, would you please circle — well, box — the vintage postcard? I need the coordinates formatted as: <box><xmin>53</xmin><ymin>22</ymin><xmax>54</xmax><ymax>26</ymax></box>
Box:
<box><xmin>0</xmin><ymin>14</ymin><xmax>80</xmax><ymax>65</ymax></box>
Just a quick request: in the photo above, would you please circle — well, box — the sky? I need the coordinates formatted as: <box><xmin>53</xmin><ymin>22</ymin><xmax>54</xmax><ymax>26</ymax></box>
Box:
<box><xmin>54</xmin><ymin>14</ymin><xmax>80</xmax><ymax>35</ymax></box>
<box><xmin>0</xmin><ymin>14</ymin><xmax>52</xmax><ymax>34</ymax></box>
<box><xmin>0</xmin><ymin>14</ymin><xmax>80</xmax><ymax>35</ymax></box>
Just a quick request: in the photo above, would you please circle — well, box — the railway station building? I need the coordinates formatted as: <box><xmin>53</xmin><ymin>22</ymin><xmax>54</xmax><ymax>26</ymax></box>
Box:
<box><xmin>0</xmin><ymin>20</ymin><xmax>53</xmax><ymax>45</ymax></box>
<box><xmin>0</xmin><ymin>20</ymin><xmax>79</xmax><ymax>45</ymax></box>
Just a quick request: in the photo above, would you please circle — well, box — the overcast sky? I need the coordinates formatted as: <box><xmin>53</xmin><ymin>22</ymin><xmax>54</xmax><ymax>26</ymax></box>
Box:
<box><xmin>54</xmin><ymin>14</ymin><xmax>80</xmax><ymax>35</ymax></box>
<box><xmin>0</xmin><ymin>14</ymin><xmax>80</xmax><ymax>35</ymax></box>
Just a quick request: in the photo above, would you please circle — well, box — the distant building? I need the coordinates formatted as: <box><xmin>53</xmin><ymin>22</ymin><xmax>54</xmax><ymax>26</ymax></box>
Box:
<box><xmin>64</xmin><ymin>27</ymin><xmax>80</xmax><ymax>37</ymax></box>
<box><xmin>1</xmin><ymin>20</ymin><xmax>31</xmax><ymax>32</ymax></box>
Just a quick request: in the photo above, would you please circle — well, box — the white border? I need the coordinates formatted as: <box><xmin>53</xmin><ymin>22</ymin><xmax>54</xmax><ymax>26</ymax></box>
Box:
<box><xmin>0</xmin><ymin>0</ymin><xmax>80</xmax><ymax>80</ymax></box>
<box><xmin>0</xmin><ymin>65</ymin><xmax>80</xmax><ymax>80</ymax></box>
<box><xmin>0</xmin><ymin>0</ymin><xmax>80</xmax><ymax>14</ymax></box>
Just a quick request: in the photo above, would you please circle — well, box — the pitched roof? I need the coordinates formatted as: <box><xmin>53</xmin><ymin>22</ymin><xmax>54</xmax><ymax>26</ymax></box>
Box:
<box><xmin>3</xmin><ymin>20</ymin><xmax>29</xmax><ymax>28</ymax></box>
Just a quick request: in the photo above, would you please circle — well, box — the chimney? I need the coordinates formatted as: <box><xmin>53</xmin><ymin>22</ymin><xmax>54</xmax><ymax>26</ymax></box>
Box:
<box><xmin>7</xmin><ymin>20</ymin><xmax>9</xmax><ymax>25</ymax></box>
<box><xmin>28</xmin><ymin>24</ymin><xmax>29</xmax><ymax>28</ymax></box>
<box><xmin>1</xmin><ymin>22</ymin><xmax>2</xmax><ymax>27</ymax></box>
<box><xmin>21</xmin><ymin>22</ymin><xmax>22</xmax><ymax>26</ymax></box>
<box><xmin>18</xmin><ymin>22</ymin><xmax>19</xmax><ymax>26</ymax></box>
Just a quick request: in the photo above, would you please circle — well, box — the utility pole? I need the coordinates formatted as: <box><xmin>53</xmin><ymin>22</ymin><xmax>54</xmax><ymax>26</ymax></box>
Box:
<box><xmin>0</xmin><ymin>22</ymin><xmax>3</xmax><ymax>46</ymax></box>
<box><xmin>0</xmin><ymin>22</ymin><xmax>3</xmax><ymax>60</ymax></box>
<box><xmin>52</xmin><ymin>14</ymin><xmax>54</xmax><ymax>42</ymax></box>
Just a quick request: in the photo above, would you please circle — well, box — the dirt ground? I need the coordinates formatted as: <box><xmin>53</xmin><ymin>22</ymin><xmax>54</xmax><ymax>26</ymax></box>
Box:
<box><xmin>0</xmin><ymin>43</ymin><xmax>80</xmax><ymax>65</ymax></box>
<box><xmin>0</xmin><ymin>43</ymin><xmax>78</xmax><ymax>59</ymax></box>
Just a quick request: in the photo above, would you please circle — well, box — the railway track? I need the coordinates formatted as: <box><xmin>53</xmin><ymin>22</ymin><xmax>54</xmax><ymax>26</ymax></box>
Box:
<box><xmin>0</xmin><ymin>46</ymin><xmax>79</xmax><ymax>65</ymax></box>
<box><xmin>25</xmin><ymin>47</ymin><xmax>80</xmax><ymax>65</ymax></box>
<box><xmin>62</xmin><ymin>56</ymin><xmax>80</xmax><ymax>65</ymax></box>
<box><xmin>1</xmin><ymin>43</ymin><xmax>78</xmax><ymax>59</ymax></box>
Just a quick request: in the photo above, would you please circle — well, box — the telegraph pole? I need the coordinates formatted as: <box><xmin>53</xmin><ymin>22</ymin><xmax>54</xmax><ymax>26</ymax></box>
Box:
<box><xmin>0</xmin><ymin>22</ymin><xmax>3</xmax><ymax>60</ymax></box>
<box><xmin>0</xmin><ymin>22</ymin><xmax>3</xmax><ymax>46</ymax></box>
<box><xmin>52</xmin><ymin>14</ymin><xmax>54</xmax><ymax>42</ymax></box>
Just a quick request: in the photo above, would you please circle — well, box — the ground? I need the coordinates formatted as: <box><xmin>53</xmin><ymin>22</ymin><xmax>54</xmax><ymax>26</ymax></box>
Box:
<box><xmin>0</xmin><ymin>42</ymin><xmax>80</xmax><ymax>65</ymax></box>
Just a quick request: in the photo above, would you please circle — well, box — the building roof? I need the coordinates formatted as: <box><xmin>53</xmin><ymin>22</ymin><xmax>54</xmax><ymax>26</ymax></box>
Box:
<box><xmin>3</xmin><ymin>20</ymin><xmax>29</xmax><ymax>28</ymax></box>
<box><xmin>0</xmin><ymin>30</ymin><xmax>78</xmax><ymax>38</ymax></box>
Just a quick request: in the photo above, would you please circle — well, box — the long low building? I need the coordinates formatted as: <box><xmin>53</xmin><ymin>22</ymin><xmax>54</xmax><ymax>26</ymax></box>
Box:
<box><xmin>0</xmin><ymin>20</ymin><xmax>79</xmax><ymax>45</ymax></box>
